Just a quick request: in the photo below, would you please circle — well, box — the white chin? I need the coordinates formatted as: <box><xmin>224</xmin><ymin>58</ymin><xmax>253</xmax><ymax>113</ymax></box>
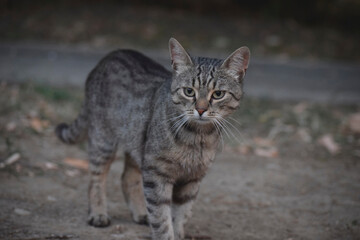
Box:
<box><xmin>194</xmin><ymin>117</ymin><xmax>210</xmax><ymax>123</ymax></box>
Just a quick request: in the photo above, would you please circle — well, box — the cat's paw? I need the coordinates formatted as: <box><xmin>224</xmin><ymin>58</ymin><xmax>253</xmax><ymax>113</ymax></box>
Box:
<box><xmin>87</xmin><ymin>213</ymin><xmax>111</xmax><ymax>227</ymax></box>
<box><xmin>133</xmin><ymin>213</ymin><xmax>148</xmax><ymax>225</ymax></box>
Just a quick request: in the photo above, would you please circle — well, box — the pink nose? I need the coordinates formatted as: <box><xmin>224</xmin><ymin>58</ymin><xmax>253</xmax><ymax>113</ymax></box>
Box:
<box><xmin>197</xmin><ymin>108</ymin><xmax>206</xmax><ymax>116</ymax></box>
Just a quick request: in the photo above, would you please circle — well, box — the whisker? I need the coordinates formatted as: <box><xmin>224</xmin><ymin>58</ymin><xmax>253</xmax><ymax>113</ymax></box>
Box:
<box><xmin>228</xmin><ymin>116</ymin><xmax>243</xmax><ymax>127</ymax></box>
<box><xmin>215</xmin><ymin>118</ymin><xmax>231</xmax><ymax>141</ymax></box>
<box><xmin>217</xmin><ymin>117</ymin><xmax>243</xmax><ymax>144</ymax></box>
<box><xmin>166</xmin><ymin>113</ymin><xmax>186</xmax><ymax>123</ymax></box>
<box><xmin>170</xmin><ymin>117</ymin><xmax>185</xmax><ymax>132</ymax></box>
<box><xmin>155</xmin><ymin>113</ymin><xmax>186</xmax><ymax>128</ymax></box>
<box><xmin>174</xmin><ymin>116</ymin><xmax>188</xmax><ymax>137</ymax></box>
<box><xmin>212</xmin><ymin>119</ymin><xmax>224</xmax><ymax>150</ymax></box>
<box><xmin>221</xmin><ymin>117</ymin><xmax>249</xmax><ymax>144</ymax></box>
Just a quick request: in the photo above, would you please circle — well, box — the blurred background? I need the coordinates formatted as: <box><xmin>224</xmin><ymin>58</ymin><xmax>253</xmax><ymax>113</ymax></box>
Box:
<box><xmin>0</xmin><ymin>1</ymin><xmax>360</xmax><ymax>240</ymax></box>
<box><xmin>1</xmin><ymin>0</ymin><xmax>360</xmax><ymax>60</ymax></box>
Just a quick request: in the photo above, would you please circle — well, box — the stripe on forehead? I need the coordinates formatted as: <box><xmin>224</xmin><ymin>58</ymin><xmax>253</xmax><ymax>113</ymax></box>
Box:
<box><xmin>206</xmin><ymin>65</ymin><xmax>216</xmax><ymax>88</ymax></box>
<box><xmin>193</xmin><ymin>64</ymin><xmax>217</xmax><ymax>88</ymax></box>
<box><xmin>194</xmin><ymin>65</ymin><xmax>203</xmax><ymax>88</ymax></box>
<box><xmin>193</xmin><ymin>57</ymin><xmax>222</xmax><ymax>88</ymax></box>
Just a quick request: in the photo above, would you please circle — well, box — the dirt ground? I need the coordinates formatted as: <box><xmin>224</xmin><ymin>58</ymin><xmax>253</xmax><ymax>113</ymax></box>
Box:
<box><xmin>0</xmin><ymin>83</ymin><xmax>360</xmax><ymax>240</ymax></box>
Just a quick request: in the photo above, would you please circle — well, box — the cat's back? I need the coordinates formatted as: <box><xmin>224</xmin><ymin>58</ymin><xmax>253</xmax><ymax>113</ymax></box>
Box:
<box><xmin>85</xmin><ymin>49</ymin><xmax>171</xmax><ymax>104</ymax></box>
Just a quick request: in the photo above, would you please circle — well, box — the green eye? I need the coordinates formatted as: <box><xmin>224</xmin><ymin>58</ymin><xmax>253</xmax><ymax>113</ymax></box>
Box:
<box><xmin>212</xmin><ymin>91</ymin><xmax>225</xmax><ymax>99</ymax></box>
<box><xmin>184</xmin><ymin>88</ymin><xmax>195</xmax><ymax>97</ymax></box>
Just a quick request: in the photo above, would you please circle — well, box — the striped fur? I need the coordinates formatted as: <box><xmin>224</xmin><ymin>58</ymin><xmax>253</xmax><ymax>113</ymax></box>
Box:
<box><xmin>56</xmin><ymin>38</ymin><xmax>250</xmax><ymax>240</ymax></box>
<box><xmin>56</xmin><ymin>105</ymin><xmax>88</xmax><ymax>144</ymax></box>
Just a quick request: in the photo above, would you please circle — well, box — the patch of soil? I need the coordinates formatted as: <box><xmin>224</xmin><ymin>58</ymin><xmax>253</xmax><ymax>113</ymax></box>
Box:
<box><xmin>0</xmin><ymin>83</ymin><xmax>359</xmax><ymax>239</ymax></box>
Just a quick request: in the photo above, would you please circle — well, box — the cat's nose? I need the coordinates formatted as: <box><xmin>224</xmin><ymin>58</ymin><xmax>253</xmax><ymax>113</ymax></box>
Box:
<box><xmin>196</xmin><ymin>99</ymin><xmax>209</xmax><ymax>116</ymax></box>
<box><xmin>196</xmin><ymin>108</ymin><xmax>206</xmax><ymax>116</ymax></box>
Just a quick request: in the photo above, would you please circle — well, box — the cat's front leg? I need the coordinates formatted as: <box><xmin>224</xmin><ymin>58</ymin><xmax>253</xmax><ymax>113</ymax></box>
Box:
<box><xmin>172</xmin><ymin>180</ymin><xmax>200</xmax><ymax>240</ymax></box>
<box><xmin>87</xmin><ymin>138</ymin><xmax>117</xmax><ymax>227</ymax></box>
<box><xmin>142</xmin><ymin>166</ymin><xmax>175</xmax><ymax>240</ymax></box>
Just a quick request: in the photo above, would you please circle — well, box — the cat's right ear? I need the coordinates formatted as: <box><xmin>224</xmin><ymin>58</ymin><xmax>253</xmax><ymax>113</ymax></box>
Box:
<box><xmin>169</xmin><ymin>38</ymin><xmax>193</xmax><ymax>75</ymax></box>
<box><xmin>221</xmin><ymin>46</ymin><xmax>250</xmax><ymax>80</ymax></box>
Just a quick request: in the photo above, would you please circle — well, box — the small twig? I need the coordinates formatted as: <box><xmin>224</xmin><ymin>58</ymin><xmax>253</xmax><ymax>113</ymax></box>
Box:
<box><xmin>13</xmin><ymin>237</ymin><xmax>78</xmax><ymax>240</ymax></box>
<box><xmin>185</xmin><ymin>234</ymin><xmax>212</xmax><ymax>240</ymax></box>
<box><xmin>45</xmin><ymin>234</ymin><xmax>78</xmax><ymax>239</ymax></box>
<box><xmin>0</xmin><ymin>152</ymin><xmax>20</xmax><ymax>168</ymax></box>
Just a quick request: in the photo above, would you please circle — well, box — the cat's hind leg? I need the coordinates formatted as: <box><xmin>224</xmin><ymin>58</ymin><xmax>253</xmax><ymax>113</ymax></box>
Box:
<box><xmin>121</xmin><ymin>152</ymin><xmax>148</xmax><ymax>224</ymax></box>
<box><xmin>87</xmin><ymin>137</ymin><xmax>117</xmax><ymax>227</ymax></box>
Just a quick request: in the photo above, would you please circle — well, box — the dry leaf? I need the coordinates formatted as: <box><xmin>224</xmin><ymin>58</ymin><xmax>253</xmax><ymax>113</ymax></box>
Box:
<box><xmin>318</xmin><ymin>134</ymin><xmax>340</xmax><ymax>155</ymax></box>
<box><xmin>65</xmin><ymin>169</ymin><xmax>80</xmax><ymax>177</ymax></box>
<box><xmin>255</xmin><ymin>147</ymin><xmax>279</xmax><ymax>158</ymax></box>
<box><xmin>29</xmin><ymin>117</ymin><xmax>49</xmax><ymax>133</ymax></box>
<box><xmin>47</xmin><ymin>195</ymin><xmax>57</xmax><ymax>202</ymax></box>
<box><xmin>14</xmin><ymin>208</ymin><xmax>30</xmax><ymax>216</ymax></box>
<box><xmin>44</xmin><ymin>162</ymin><xmax>58</xmax><ymax>170</ymax></box>
<box><xmin>30</xmin><ymin>118</ymin><xmax>43</xmax><ymax>132</ymax></box>
<box><xmin>348</xmin><ymin>113</ymin><xmax>360</xmax><ymax>134</ymax></box>
<box><xmin>5</xmin><ymin>122</ymin><xmax>17</xmax><ymax>132</ymax></box>
<box><xmin>0</xmin><ymin>153</ymin><xmax>20</xmax><ymax>168</ymax></box>
<box><xmin>237</xmin><ymin>145</ymin><xmax>252</xmax><ymax>155</ymax></box>
<box><xmin>63</xmin><ymin>158</ymin><xmax>88</xmax><ymax>170</ymax></box>
<box><xmin>253</xmin><ymin>137</ymin><xmax>274</xmax><ymax>147</ymax></box>
<box><xmin>297</xmin><ymin>128</ymin><xmax>312</xmax><ymax>143</ymax></box>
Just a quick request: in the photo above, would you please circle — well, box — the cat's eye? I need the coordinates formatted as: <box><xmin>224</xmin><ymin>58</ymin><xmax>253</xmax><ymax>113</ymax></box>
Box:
<box><xmin>184</xmin><ymin>88</ymin><xmax>195</xmax><ymax>97</ymax></box>
<box><xmin>212</xmin><ymin>91</ymin><xmax>225</xmax><ymax>100</ymax></box>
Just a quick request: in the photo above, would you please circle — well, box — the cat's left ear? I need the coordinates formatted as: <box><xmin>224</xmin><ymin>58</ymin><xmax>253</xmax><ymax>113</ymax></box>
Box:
<box><xmin>169</xmin><ymin>38</ymin><xmax>193</xmax><ymax>75</ymax></box>
<box><xmin>221</xmin><ymin>46</ymin><xmax>250</xmax><ymax>80</ymax></box>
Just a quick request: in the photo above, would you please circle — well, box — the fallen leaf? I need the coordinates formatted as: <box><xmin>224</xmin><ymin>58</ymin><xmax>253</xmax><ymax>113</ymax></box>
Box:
<box><xmin>237</xmin><ymin>145</ymin><xmax>252</xmax><ymax>155</ymax></box>
<box><xmin>348</xmin><ymin>113</ymin><xmax>360</xmax><ymax>134</ymax></box>
<box><xmin>29</xmin><ymin>117</ymin><xmax>49</xmax><ymax>133</ymax></box>
<box><xmin>47</xmin><ymin>195</ymin><xmax>57</xmax><ymax>202</ymax></box>
<box><xmin>0</xmin><ymin>153</ymin><xmax>20</xmax><ymax>168</ymax></box>
<box><xmin>297</xmin><ymin>128</ymin><xmax>312</xmax><ymax>143</ymax></box>
<box><xmin>111</xmin><ymin>234</ymin><xmax>127</xmax><ymax>239</ymax></box>
<box><xmin>63</xmin><ymin>158</ymin><xmax>88</xmax><ymax>170</ymax></box>
<box><xmin>14</xmin><ymin>208</ymin><xmax>30</xmax><ymax>216</ymax></box>
<box><xmin>253</xmin><ymin>137</ymin><xmax>274</xmax><ymax>147</ymax></box>
<box><xmin>44</xmin><ymin>162</ymin><xmax>58</xmax><ymax>170</ymax></box>
<box><xmin>30</xmin><ymin>118</ymin><xmax>42</xmax><ymax>132</ymax></box>
<box><xmin>255</xmin><ymin>147</ymin><xmax>279</xmax><ymax>158</ymax></box>
<box><xmin>65</xmin><ymin>169</ymin><xmax>80</xmax><ymax>177</ymax></box>
<box><xmin>5</xmin><ymin>122</ymin><xmax>16</xmax><ymax>132</ymax></box>
<box><xmin>318</xmin><ymin>134</ymin><xmax>340</xmax><ymax>155</ymax></box>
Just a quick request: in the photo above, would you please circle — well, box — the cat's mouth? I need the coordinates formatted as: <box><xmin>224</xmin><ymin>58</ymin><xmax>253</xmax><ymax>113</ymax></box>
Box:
<box><xmin>191</xmin><ymin>116</ymin><xmax>212</xmax><ymax>124</ymax></box>
<box><xmin>196</xmin><ymin>118</ymin><xmax>209</xmax><ymax>123</ymax></box>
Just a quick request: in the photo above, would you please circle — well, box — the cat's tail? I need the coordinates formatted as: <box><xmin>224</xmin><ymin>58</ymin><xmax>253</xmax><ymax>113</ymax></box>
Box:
<box><xmin>55</xmin><ymin>105</ymin><xmax>88</xmax><ymax>144</ymax></box>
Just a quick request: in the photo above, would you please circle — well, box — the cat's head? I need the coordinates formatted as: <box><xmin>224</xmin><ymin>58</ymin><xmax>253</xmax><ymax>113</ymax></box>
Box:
<box><xmin>169</xmin><ymin>38</ymin><xmax>250</xmax><ymax>126</ymax></box>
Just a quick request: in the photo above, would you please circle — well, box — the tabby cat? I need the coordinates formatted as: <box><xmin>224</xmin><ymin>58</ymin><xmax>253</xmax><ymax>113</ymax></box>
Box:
<box><xmin>56</xmin><ymin>38</ymin><xmax>250</xmax><ymax>240</ymax></box>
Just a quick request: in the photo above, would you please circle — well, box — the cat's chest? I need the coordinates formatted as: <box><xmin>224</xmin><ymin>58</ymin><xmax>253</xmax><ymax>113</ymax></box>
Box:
<box><xmin>164</xmin><ymin>133</ymin><xmax>219</xmax><ymax>178</ymax></box>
